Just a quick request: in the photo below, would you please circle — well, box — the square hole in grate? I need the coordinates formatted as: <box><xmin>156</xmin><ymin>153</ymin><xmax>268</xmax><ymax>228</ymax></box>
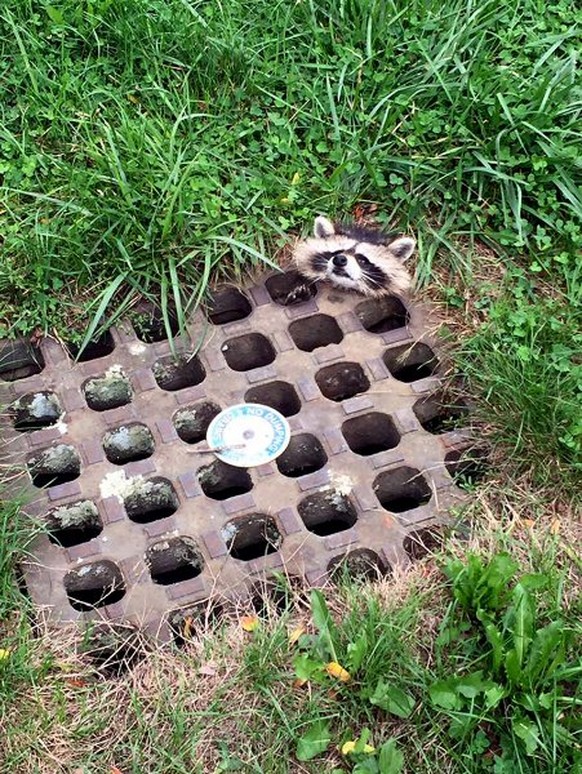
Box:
<box><xmin>11</xmin><ymin>391</ymin><xmax>63</xmax><ymax>432</ymax></box>
<box><xmin>288</xmin><ymin>314</ymin><xmax>343</xmax><ymax>352</ymax></box>
<box><xmin>413</xmin><ymin>391</ymin><xmax>469</xmax><ymax>433</ymax></box>
<box><xmin>276</xmin><ymin>433</ymin><xmax>328</xmax><ymax>478</ymax></box>
<box><xmin>355</xmin><ymin>296</ymin><xmax>410</xmax><ymax>333</ymax></box>
<box><xmin>315</xmin><ymin>362</ymin><xmax>370</xmax><ymax>402</ymax></box>
<box><xmin>198</xmin><ymin>460</ymin><xmax>253</xmax><ymax>500</ymax></box>
<box><xmin>251</xmin><ymin>576</ymin><xmax>306</xmax><ymax>616</ymax></box>
<box><xmin>80</xmin><ymin>623</ymin><xmax>145</xmax><ymax>677</ymax></box>
<box><xmin>130</xmin><ymin>304</ymin><xmax>179</xmax><ymax>343</ymax></box>
<box><xmin>341</xmin><ymin>412</ymin><xmax>400</xmax><ymax>455</ymax></box>
<box><xmin>403</xmin><ymin>528</ymin><xmax>443</xmax><ymax>560</ymax></box>
<box><xmin>0</xmin><ymin>340</ymin><xmax>45</xmax><ymax>382</ymax></box>
<box><xmin>374</xmin><ymin>466</ymin><xmax>432</xmax><ymax>513</ymax></box>
<box><xmin>67</xmin><ymin>331</ymin><xmax>115</xmax><ymax>362</ymax></box>
<box><xmin>222</xmin><ymin>514</ymin><xmax>281</xmax><ymax>561</ymax></box>
<box><xmin>173</xmin><ymin>401</ymin><xmax>221</xmax><ymax>444</ymax></box>
<box><xmin>169</xmin><ymin>602</ymin><xmax>225</xmax><ymax>646</ymax></box>
<box><xmin>146</xmin><ymin>537</ymin><xmax>204</xmax><ymax>585</ymax></box>
<box><xmin>46</xmin><ymin>500</ymin><xmax>103</xmax><ymax>547</ymax></box>
<box><xmin>84</xmin><ymin>370</ymin><xmax>133</xmax><ymax>411</ymax></box>
<box><xmin>64</xmin><ymin>560</ymin><xmax>125</xmax><ymax>611</ymax></box>
<box><xmin>205</xmin><ymin>288</ymin><xmax>252</xmax><ymax>324</ymax></box>
<box><xmin>27</xmin><ymin>444</ymin><xmax>81</xmax><ymax>489</ymax></box>
<box><xmin>222</xmin><ymin>333</ymin><xmax>276</xmax><ymax>371</ymax></box>
<box><xmin>245</xmin><ymin>381</ymin><xmax>301</xmax><ymax>417</ymax></box>
<box><xmin>383</xmin><ymin>343</ymin><xmax>438</xmax><ymax>383</ymax></box>
<box><xmin>445</xmin><ymin>446</ymin><xmax>488</xmax><ymax>486</ymax></box>
<box><xmin>298</xmin><ymin>491</ymin><xmax>357</xmax><ymax>536</ymax></box>
<box><xmin>153</xmin><ymin>354</ymin><xmax>206</xmax><ymax>391</ymax></box>
<box><xmin>328</xmin><ymin>549</ymin><xmax>388</xmax><ymax>581</ymax></box>
<box><xmin>123</xmin><ymin>477</ymin><xmax>179</xmax><ymax>523</ymax></box>
<box><xmin>102</xmin><ymin>423</ymin><xmax>155</xmax><ymax>464</ymax></box>
<box><xmin>265</xmin><ymin>271</ymin><xmax>317</xmax><ymax>306</ymax></box>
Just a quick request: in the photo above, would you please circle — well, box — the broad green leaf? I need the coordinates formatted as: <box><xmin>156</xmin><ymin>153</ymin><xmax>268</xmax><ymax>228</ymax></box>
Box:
<box><xmin>352</xmin><ymin>727</ymin><xmax>373</xmax><ymax>754</ymax></box>
<box><xmin>505</xmin><ymin>648</ymin><xmax>522</xmax><ymax>686</ymax></box>
<box><xmin>512</xmin><ymin>717</ymin><xmax>540</xmax><ymax>755</ymax></box>
<box><xmin>347</xmin><ymin>633</ymin><xmax>368</xmax><ymax>672</ymax></box>
<box><xmin>446</xmin><ymin>553</ymin><xmax>517</xmax><ymax>613</ymax></box>
<box><xmin>293</xmin><ymin>653</ymin><xmax>323</xmax><ymax>681</ymax></box>
<box><xmin>482</xmin><ymin>616</ymin><xmax>505</xmax><ymax>674</ymax></box>
<box><xmin>505</xmin><ymin>583</ymin><xmax>535</xmax><ymax>670</ymax></box>
<box><xmin>310</xmin><ymin>590</ymin><xmax>338</xmax><ymax>661</ymax></box>
<box><xmin>296</xmin><ymin>720</ymin><xmax>331</xmax><ymax>761</ymax></box>
<box><xmin>519</xmin><ymin>573</ymin><xmax>548</xmax><ymax>591</ymax></box>
<box><xmin>525</xmin><ymin>620</ymin><xmax>564</xmax><ymax>682</ymax></box>
<box><xmin>378</xmin><ymin>739</ymin><xmax>404</xmax><ymax>774</ymax></box>
<box><xmin>456</xmin><ymin>671</ymin><xmax>486</xmax><ymax>698</ymax></box>
<box><xmin>485</xmin><ymin>683</ymin><xmax>505</xmax><ymax>708</ymax></box>
<box><xmin>369</xmin><ymin>679</ymin><xmax>415</xmax><ymax>718</ymax></box>
<box><xmin>353</xmin><ymin>761</ymin><xmax>379</xmax><ymax>774</ymax></box>
<box><xmin>46</xmin><ymin>5</ymin><xmax>65</xmax><ymax>24</ymax></box>
<box><xmin>538</xmin><ymin>692</ymin><xmax>553</xmax><ymax>710</ymax></box>
<box><xmin>429</xmin><ymin>680</ymin><xmax>461</xmax><ymax>710</ymax></box>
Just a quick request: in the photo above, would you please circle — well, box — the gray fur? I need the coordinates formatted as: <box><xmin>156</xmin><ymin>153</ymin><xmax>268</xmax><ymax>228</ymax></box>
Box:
<box><xmin>293</xmin><ymin>216</ymin><xmax>415</xmax><ymax>297</ymax></box>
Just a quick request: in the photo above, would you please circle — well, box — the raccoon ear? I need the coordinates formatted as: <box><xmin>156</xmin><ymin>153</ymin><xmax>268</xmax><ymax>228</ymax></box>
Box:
<box><xmin>313</xmin><ymin>216</ymin><xmax>336</xmax><ymax>238</ymax></box>
<box><xmin>388</xmin><ymin>236</ymin><xmax>416</xmax><ymax>262</ymax></box>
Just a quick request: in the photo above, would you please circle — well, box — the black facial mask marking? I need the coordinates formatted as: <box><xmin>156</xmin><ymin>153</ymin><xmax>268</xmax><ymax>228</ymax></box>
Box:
<box><xmin>362</xmin><ymin>263</ymin><xmax>389</xmax><ymax>290</ymax></box>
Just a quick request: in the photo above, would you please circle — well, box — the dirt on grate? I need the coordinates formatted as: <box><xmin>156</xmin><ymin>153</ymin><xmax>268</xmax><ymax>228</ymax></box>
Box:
<box><xmin>0</xmin><ymin>272</ymin><xmax>479</xmax><ymax>641</ymax></box>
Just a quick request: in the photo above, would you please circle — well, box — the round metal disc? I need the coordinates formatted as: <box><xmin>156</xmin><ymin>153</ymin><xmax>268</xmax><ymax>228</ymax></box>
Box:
<box><xmin>206</xmin><ymin>403</ymin><xmax>291</xmax><ymax>467</ymax></box>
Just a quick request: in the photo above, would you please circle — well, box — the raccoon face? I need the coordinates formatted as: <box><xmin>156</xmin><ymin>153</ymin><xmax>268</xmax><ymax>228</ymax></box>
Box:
<box><xmin>293</xmin><ymin>216</ymin><xmax>415</xmax><ymax>297</ymax></box>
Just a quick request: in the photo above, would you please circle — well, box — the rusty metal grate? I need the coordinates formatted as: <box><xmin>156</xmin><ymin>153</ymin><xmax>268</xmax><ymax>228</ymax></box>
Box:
<box><xmin>0</xmin><ymin>273</ymin><xmax>483</xmax><ymax>641</ymax></box>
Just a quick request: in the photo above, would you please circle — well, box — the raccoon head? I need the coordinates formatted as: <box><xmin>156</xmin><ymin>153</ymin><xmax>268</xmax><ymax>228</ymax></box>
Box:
<box><xmin>293</xmin><ymin>216</ymin><xmax>415</xmax><ymax>297</ymax></box>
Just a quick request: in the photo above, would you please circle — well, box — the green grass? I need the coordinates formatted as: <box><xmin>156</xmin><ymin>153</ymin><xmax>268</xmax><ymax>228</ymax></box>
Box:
<box><xmin>0</xmin><ymin>1</ymin><xmax>581</xmax><ymax>770</ymax></box>
<box><xmin>0</xmin><ymin>498</ymin><xmax>52</xmax><ymax>713</ymax></box>
<box><xmin>454</xmin><ymin>253</ymin><xmax>582</xmax><ymax>489</ymax></box>
<box><xmin>0</xmin><ymin>0</ymin><xmax>580</xmax><ymax>337</ymax></box>
<box><xmin>1</xmin><ymin>521</ymin><xmax>580</xmax><ymax>773</ymax></box>
<box><xmin>1</xmin><ymin>0</ymin><xmax>579</xmax><ymax>477</ymax></box>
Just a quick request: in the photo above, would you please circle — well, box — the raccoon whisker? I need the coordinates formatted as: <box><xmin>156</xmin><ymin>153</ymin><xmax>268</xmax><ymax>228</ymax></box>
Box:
<box><xmin>362</xmin><ymin>273</ymin><xmax>385</xmax><ymax>288</ymax></box>
<box><xmin>293</xmin><ymin>215</ymin><xmax>415</xmax><ymax>298</ymax></box>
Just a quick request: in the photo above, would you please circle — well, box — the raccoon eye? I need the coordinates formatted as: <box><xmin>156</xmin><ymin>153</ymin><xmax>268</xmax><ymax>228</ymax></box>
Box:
<box><xmin>355</xmin><ymin>254</ymin><xmax>372</xmax><ymax>267</ymax></box>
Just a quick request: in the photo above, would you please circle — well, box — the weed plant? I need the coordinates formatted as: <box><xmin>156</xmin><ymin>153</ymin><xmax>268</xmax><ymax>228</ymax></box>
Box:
<box><xmin>1</xmin><ymin>542</ymin><xmax>579</xmax><ymax>773</ymax></box>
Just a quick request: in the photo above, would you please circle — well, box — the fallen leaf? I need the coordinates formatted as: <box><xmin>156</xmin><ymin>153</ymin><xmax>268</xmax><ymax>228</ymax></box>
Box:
<box><xmin>110</xmin><ymin>767</ymin><xmax>124</xmax><ymax>774</ymax></box>
<box><xmin>293</xmin><ymin>677</ymin><xmax>308</xmax><ymax>689</ymax></box>
<box><xmin>325</xmin><ymin>661</ymin><xmax>350</xmax><ymax>682</ymax></box>
<box><xmin>289</xmin><ymin>625</ymin><xmax>306</xmax><ymax>645</ymax></box>
<box><xmin>65</xmin><ymin>678</ymin><xmax>88</xmax><ymax>688</ymax></box>
<box><xmin>0</xmin><ymin>648</ymin><xmax>11</xmax><ymax>662</ymax></box>
<box><xmin>182</xmin><ymin>616</ymin><xmax>193</xmax><ymax>640</ymax></box>
<box><xmin>550</xmin><ymin>518</ymin><xmax>560</xmax><ymax>535</ymax></box>
<box><xmin>523</xmin><ymin>519</ymin><xmax>535</xmax><ymax>529</ymax></box>
<box><xmin>198</xmin><ymin>662</ymin><xmax>217</xmax><ymax>677</ymax></box>
<box><xmin>240</xmin><ymin>614</ymin><xmax>259</xmax><ymax>632</ymax></box>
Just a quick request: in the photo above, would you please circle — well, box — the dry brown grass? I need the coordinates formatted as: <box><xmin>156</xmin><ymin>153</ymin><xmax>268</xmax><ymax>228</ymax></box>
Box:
<box><xmin>3</xmin><ymin>473</ymin><xmax>579</xmax><ymax>773</ymax></box>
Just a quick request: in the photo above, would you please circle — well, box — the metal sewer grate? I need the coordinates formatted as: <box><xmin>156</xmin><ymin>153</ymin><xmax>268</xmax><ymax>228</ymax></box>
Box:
<box><xmin>0</xmin><ymin>275</ymin><xmax>483</xmax><ymax>641</ymax></box>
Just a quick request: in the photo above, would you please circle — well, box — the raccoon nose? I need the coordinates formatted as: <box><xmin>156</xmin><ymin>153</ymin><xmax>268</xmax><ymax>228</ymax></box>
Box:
<box><xmin>332</xmin><ymin>254</ymin><xmax>348</xmax><ymax>267</ymax></box>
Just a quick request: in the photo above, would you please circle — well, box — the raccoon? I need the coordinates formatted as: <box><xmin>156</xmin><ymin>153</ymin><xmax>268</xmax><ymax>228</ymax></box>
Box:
<box><xmin>293</xmin><ymin>216</ymin><xmax>415</xmax><ymax>297</ymax></box>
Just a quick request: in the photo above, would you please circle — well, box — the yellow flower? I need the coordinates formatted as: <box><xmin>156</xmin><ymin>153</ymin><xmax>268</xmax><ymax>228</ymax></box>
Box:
<box><xmin>341</xmin><ymin>740</ymin><xmax>375</xmax><ymax>755</ymax></box>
